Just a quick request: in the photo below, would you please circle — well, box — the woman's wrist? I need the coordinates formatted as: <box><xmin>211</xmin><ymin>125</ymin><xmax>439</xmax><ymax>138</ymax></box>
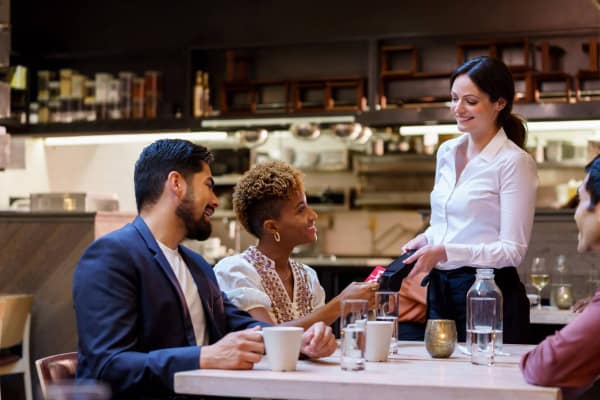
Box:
<box><xmin>436</xmin><ymin>244</ymin><xmax>448</xmax><ymax>263</ymax></box>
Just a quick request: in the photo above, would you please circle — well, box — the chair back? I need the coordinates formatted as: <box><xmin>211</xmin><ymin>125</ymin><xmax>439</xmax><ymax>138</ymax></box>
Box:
<box><xmin>0</xmin><ymin>294</ymin><xmax>33</xmax><ymax>348</ymax></box>
<box><xmin>35</xmin><ymin>352</ymin><xmax>78</xmax><ymax>399</ymax></box>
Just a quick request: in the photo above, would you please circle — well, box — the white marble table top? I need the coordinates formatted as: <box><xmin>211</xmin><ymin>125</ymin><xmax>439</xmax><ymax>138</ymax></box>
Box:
<box><xmin>175</xmin><ymin>341</ymin><xmax>560</xmax><ymax>400</ymax></box>
<box><xmin>530</xmin><ymin>306</ymin><xmax>579</xmax><ymax>325</ymax></box>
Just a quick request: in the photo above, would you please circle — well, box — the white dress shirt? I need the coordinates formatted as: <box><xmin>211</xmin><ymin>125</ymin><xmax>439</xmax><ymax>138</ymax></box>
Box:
<box><xmin>157</xmin><ymin>241</ymin><xmax>207</xmax><ymax>345</ymax></box>
<box><xmin>214</xmin><ymin>251</ymin><xmax>326</xmax><ymax>323</ymax></box>
<box><xmin>423</xmin><ymin>128</ymin><xmax>538</xmax><ymax>270</ymax></box>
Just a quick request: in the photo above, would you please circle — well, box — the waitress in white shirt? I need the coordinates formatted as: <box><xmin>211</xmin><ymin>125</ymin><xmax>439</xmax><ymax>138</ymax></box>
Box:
<box><xmin>403</xmin><ymin>56</ymin><xmax>538</xmax><ymax>343</ymax></box>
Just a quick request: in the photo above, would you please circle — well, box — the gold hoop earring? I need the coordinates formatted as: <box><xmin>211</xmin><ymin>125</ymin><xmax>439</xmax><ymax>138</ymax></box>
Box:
<box><xmin>273</xmin><ymin>232</ymin><xmax>281</xmax><ymax>242</ymax></box>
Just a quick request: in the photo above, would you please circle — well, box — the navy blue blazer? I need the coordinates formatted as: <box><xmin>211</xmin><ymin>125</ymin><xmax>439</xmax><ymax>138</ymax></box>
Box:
<box><xmin>73</xmin><ymin>216</ymin><xmax>267</xmax><ymax>399</ymax></box>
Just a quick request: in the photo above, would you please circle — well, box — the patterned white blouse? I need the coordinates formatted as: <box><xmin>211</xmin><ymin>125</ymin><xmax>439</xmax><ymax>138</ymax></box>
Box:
<box><xmin>214</xmin><ymin>246</ymin><xmax>326</xmax><ymax>324</ymax></box>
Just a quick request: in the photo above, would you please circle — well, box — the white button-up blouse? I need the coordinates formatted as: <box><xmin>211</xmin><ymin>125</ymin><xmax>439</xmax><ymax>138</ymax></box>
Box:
<box><xmin>423</xmin><ymin>128</ymin><xmax>538</xmax><ymax>270</ymax></box>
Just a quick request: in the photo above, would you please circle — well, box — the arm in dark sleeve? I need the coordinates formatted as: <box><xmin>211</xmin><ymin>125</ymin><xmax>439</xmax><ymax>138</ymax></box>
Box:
<box><xmin>521</xmin><ymin>290</ymin><xmax>600</xmax><ymax>391</ymax></box>
<box><xmin>74</xmin><ymin>236</ymin><xmax>199</xmax><ymax>395</ymax></box>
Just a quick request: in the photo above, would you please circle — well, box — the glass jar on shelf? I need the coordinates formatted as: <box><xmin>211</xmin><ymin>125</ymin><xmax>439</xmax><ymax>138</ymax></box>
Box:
<box><xmin>83</xmin><ymin>80</ymin><xmax>96</xmax><ymax>121</ymax></box>
<box><xmin>144</xmin><ymin>70</ymin><xmax>161</xmax><ymax>119</ymax></box>
<box><xmin>38</xmin><ymin>101</ymin><xmax>49</xmax><ymax>124</ymax></box>
<box><xmin>132</xmin><ymin>77</ymin><xmax>145</xmax><ymax>119</ymax></box>
<box><xmin>71</xmin><ymin>73</ymin><xmax>85</xmax><ymax>122</ymax></box>
<box><xmin>118</xmin><ymin>72</ymin><xmax>133</xmax><ymax>119</ymax></box>
<box><xmin>107</xmin><ymin>79</ymin><xmax>121</xmax><ymax>120</ymax></box>
<box><xmin>48</xmin><ymin>99</ymin><xmax>61</xmax><ymax>123</ymax></box>
<box><xmin>29</xmin><ymin>102</ymin><xmax>39</xmax><ymax>124</ymax></box>
<box><xmin>37</xmin><ymin>70</ymin><xmax>52</xmax><ymax>102</ymax></box>
<box><xmin>95</xmin><ymin>73</ymin><xmax>112</xmax><ymax>120</ymax></box>
<box><xmin>59</xmin><ymin>69</ymin><xmax>74</xmax><ymax>123</ymax></box>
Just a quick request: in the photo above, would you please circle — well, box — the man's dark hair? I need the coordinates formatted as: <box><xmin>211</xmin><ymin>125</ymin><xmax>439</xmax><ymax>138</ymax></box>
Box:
<box><xmin>134</xmin><ymin>139</ymin><xmax>213</xmax><ymax>212</ymax></box>
<box><xmin>585</xmin><ymin>154</ymin><xmax>600</xmax><ymax>210</ymax></box>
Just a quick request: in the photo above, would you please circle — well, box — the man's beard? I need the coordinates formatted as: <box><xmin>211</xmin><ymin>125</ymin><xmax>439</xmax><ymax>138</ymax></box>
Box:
<box><xmin>176</xmin><ymin>194</ymin><xmax>212</xmax><ymax>241</ymax></box>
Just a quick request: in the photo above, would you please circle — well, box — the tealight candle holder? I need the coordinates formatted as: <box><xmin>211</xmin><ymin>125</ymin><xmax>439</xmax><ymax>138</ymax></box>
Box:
<box><xmin>425</xmin><ymin>319</ymin><xmax>457</xmax><ymax>358</ymax></box>
<box><xmin>555</xmin><ymin>284</ymin><xmax>574</xmax><ymax>310</ymax></box>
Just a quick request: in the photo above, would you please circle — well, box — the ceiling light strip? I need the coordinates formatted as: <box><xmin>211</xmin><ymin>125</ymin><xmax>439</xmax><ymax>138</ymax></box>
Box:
<box><xmin>44</xmin><ymin>131</ymin><xmax>229</xmax><ymax>146</ymax></box>
<box><xmin>399</xmin><ymin>120</ymin><xmax>600</xmax><ymax>136</ymax></box>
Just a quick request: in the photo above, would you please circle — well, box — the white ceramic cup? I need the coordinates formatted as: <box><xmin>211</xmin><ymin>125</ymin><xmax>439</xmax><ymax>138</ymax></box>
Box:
<box><xmin>364</xmin><ymin>321</ymin><xmax>394</xmax><ymax>362</ymax></box>
<box><xmin>261</xmin><ymin>327</ymin><xmax>304</xmax><ymax>371</ymax></box>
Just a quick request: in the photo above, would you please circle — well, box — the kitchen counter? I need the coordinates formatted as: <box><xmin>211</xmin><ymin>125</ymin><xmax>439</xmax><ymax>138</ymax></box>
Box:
<box><xmin>0</xmin><ymin>210</ymin><xmax>96</xmax><ymax>220</ymax></box>
<box><xmin>0</xmin><ymin>210</ymin><xmax>134</xmax><ymax>399</ymax></box>
<box><xmin>530</xmin><ymin>306</ymin><xmax>579</xmax><ymax>325</ymax></box>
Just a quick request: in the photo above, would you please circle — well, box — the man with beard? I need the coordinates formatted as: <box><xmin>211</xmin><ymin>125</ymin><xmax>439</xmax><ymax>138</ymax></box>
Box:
<box><xmin>73</xmin><ymin>139</ymin><xmax>336</xmax><ymax>400</ymax></box>
<box><xmin>520</xmin><ymin>154</ymin><xmax>600</xmax><ymax>400</ymax></box>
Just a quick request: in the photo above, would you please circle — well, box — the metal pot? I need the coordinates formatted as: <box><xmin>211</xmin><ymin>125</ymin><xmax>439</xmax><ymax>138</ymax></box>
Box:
<box><xmin>333</xmin><ymin>123</ymin><xmax>362</xmax><ymax>141</ymax></box>
<box><xmin>30</xmin><ymin>192</ymin><xmax>86</xmax><ymax>212</ymax></box>
<box><xmin>239</xmin><ymin>129</ymin><xmax>268</xmax><ymax>147</ymax></box>
<box><xmin>291</xmin><ymin>123</ymin><xmax>320</xmax><ymax>140</ymax></box>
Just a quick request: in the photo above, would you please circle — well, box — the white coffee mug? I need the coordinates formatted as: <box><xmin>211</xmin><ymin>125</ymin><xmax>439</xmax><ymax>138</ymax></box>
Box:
<box><xmin>261</xmin><ymin>327</ymin><xmax>304</xmax><ymax>371</ymax></box>
<box><xmin>365</xmin><ymin>321</ymin><xmax>394</xmax><ymax>362</ymax></box>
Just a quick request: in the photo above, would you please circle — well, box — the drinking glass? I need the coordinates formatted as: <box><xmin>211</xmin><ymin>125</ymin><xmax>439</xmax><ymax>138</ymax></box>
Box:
<box><xmin>340</xmin><ymin>299</ymin><xmax>368</xmax><ymax>371</ymax></box>
<box><xmin>587</xmin><ymin>266</ymin><xmax>600</xmax><ymax>296</ymax></box>
<box><xmin>46</xmin><ymin>380</ymin><xmax>111</xmax><ymax>400</ymax></box>
<box><xmin>530</xmin><ymin>257</ymin><xmax>549</xmax><ymax>310</ymax></box>
<box><xmin>375</xmin><ymin>291</ymin><xmax>399</xmax><ymax>354</ymax></box>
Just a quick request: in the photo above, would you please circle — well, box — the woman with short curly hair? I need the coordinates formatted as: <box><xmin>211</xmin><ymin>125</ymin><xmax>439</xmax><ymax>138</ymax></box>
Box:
<box><xmin>214</xmin><ymin>161</ymin><xmax>377</xmax><ymax>327</ymax></box>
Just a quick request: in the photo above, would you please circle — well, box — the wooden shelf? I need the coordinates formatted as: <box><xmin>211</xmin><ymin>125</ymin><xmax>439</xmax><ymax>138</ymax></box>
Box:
<box><xmin>576</xmin><ymin>70</ymin><xmax>600</xmax><ymax>101</ymax></box>
<box><xmin>380</xmin><ymin>71</ymin><xmax>451</xmax><ymax>80</ymax></box>
<box><xmin>457</xmin><ymin>38</ymin><xmax>532</xmax><ymax>72</ymax></box>
<box><xmin>534</xmin><ymin>72</ymin><xmax>573</xmax><ymax>102</ymax></box>
<box><xmin>380</xmin><ymin>45</ymin><xmax>418</xmax><ymax>75</ymax></box>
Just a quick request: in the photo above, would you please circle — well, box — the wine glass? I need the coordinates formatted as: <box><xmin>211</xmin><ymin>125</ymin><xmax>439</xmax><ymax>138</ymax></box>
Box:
<box><xmin>530</xmin><ymin>257</ymin><xmax>549</xmax><ymax>310</ymax></box>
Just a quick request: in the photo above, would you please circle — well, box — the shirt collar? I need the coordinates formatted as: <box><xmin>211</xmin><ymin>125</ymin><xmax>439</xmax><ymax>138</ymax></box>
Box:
<box><xmin>244</xmin><ymin>245</ymin><xmax>276</xmax><ymax>269</ymax></box>
<box><xmin>449</xmin><ymin>128</ymin><xmax>507</xmax><ymax>162</ymax></box>
<box><xmin>478</xmin><ymin>128</ymin><xmax>508</xmax><ymax>162</ymax></box>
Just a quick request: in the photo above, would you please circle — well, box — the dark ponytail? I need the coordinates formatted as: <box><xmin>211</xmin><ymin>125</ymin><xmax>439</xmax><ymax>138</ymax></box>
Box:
<box><xmin>498</xmin><ymin>112</ymin><xmax>526</xmax><ymax>149</ymax></box>
<box><xmin>451</xmin><ymin>56</ymin><xmax>527</xmax><ymax>149</ymax></box>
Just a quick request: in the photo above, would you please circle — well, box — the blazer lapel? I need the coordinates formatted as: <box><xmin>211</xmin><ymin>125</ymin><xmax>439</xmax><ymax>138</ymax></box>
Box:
<box><xmin>179</xmin><ymin>248</ymin><xmax>225</xmax><ymax>342</ymax></box>
<box><xmin>132</xmin><ymin>216</ymin><xmax>197</xmax><ymax>345</ymax></box>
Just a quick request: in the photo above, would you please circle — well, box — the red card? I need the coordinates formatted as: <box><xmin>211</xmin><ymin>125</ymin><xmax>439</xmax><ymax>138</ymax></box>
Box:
<box><xmin>365</xmin><ymin>265</ymin><xmax>386</xmax><ymax>282</ymax></box>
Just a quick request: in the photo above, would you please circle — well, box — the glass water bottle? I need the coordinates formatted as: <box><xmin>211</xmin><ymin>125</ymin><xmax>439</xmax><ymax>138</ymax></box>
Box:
<box><xmin>466</xmin><ymin>269</ymin><xmax>503</xmax><ymax>354</ymax></box>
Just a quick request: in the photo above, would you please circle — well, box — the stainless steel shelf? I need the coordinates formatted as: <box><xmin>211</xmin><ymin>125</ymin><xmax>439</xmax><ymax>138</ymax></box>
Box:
<box><xmin>353</xmin><ymin>154</ymin><xmax>435</xmax><ymax>174</ymax></box>
<box><xmin>357</xmin><ymin>102</ymin><xmax>600</xmax><ymax>127</ymax></box>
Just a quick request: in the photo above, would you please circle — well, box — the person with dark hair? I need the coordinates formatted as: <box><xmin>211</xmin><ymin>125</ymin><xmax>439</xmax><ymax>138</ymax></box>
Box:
<box><xmin>521</xmin><ymin>154</ymin><xmax>600</xmax><ymax>400</ymax></box>
<box><xmin>73</xmin><ymin>139</ymin><xmax>336</xmax><ymax>400</ymax></box>
<box><xmin>214</xmin><ymin>160</ymin><xmax>377</xmax><ymax>328</ymax></box>
<box><xmin>402</xmin><ymin>56</ymin><xmax>538</xmax><ymax>343</ymax></box>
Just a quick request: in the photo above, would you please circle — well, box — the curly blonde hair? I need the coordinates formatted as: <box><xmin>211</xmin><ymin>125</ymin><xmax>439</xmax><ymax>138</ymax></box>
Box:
<box><xmin>233</xmin><ymin>161</ymin><xmax>305</xmax><ymax>238</ymax></box>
